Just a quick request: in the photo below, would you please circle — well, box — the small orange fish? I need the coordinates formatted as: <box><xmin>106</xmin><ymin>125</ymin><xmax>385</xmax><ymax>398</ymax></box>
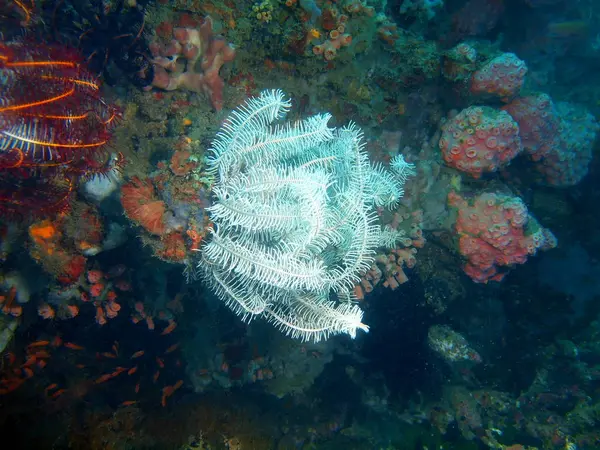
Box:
<box><xmin>131</xmin><ymin>350</ymin><xmax>145</xmax><ymax>359</ymax></box>
<box><xmin>112</xmin><ymin>367</ymin><xmax>127</xmax><ymax>376</ymax></box>
<box><xmin>153</xmin><ymin>370</ymin><xmax>160</xmax><ymax>383</ymax></box>
<box><xmin>44</xmin><ymin>383</ymin><xmax>58</xmax><ymax>394</ymax></box>
<box><xmin>101</xmin><ymin>352</ymin><xmax>117</xmax><ymax>359</ymax></box>
<box><xmin>127</xmin><ymin>366</ymin><xmax>138</xmax><ymax>376</ymax></box>
<box><xmin>28</xmin><ymin>340</ymin><xmax>50</xmax><ymax>348</ymax></box>
<box><xmin>37</xmin><ymin>360</ymin><xmax>47</xmax><ymax>369</ymax></box>
<box><xmin>146</xmin><ymin>316</ymin><xmax>155</xmax><ymax>331</ymax></box>
<box><xmin>63</xmin><ymin>342</ymin><xmax>84</xmax><ymax>350</ymax></box>
<box><xmin>22</xmin><ymin>367</ymin><xmax>34</xmax><ymax>378</ymax></box>
<box><xmin>165</xmin><ymin>343</ymin><xmax>180</xmax><ymax>354</ymax></box>
<box><xmin>22</xmin><ymin>356</ymin><xmax>37</xmax><ymax>367</ymax></box>
<box><xmin>95</xmin><ymin>373</ymin><xmax>113</xmax><ymax>384</ymax></box>
<box><xmin>161</xmin><ymin>320</ymin><xmax>177</xmax><ymax>335</ymax></box>
<box><xmin>120</xmin><ymin>400</ymin><xmax>138</xmax><ymax>407</ymax></box>
<box><xmin>155</xmin><ymin>357</ymin><xmax>164</xmax><ymax>369</ymax></box>
<box><xmin>50</xmin><ymin>389</ymin><xmax>65</xmax><ymax>399</ymax></box>
<box><xmin>173</xmin><ymin>380</ymin><xmax>183</xmax><ymax>391</ymax></box>
<box><xmin>75</xmin><ymin>364</ymin><xmax>86</xmax><ymax>369</ymax></box>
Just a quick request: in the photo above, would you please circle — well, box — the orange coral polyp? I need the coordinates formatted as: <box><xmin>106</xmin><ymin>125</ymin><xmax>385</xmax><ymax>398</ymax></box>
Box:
<box><xmin>29</xmin><ymin>221</ymin><xmax>57</xmax><ymax>240</ymax></box>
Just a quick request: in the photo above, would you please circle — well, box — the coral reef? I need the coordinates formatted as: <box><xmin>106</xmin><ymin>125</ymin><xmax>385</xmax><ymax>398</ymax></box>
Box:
<box><xmin>2</xmin><ymin>1</ymin><xmax>600</xmax><ymax>449</ymax></box>
<box><xmin>148</xmin><ymin>16</ymin><xmax>236</xmax><ymax>111</ymax></box>
<box><xmin>448</xmin><ymin>191</ymin><xmax>557</xmax><ymax>282</ymax></box>
<box><xmin>470</xmin><ymin>53</ymin><xmax>528</xmax><ymax>101</ymax></box>
<box><xmin>440</xmin><ymin>106</ymin><xmax>522</xmax><ymax>177</ymax></box>
<box><xmin>503</xmin><ymin>94</ymin><xmax>599</xmax><ymax>186</ymax></box>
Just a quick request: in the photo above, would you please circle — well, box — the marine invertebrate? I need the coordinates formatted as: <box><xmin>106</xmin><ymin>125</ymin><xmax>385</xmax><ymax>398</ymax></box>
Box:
<box><xmin>448</xmin><ymin>191</ymin><xmax>556</xmax><ymax>283</ymax></box>
<box><xmin>501</xmin><ymin>94</ymin><xmax>561</xmax><ymax>162</ymax></box>
<box><xmin>148</xmin><ymin>16</ymin><xmax>236</xmax><ymax>111</ymax></box>
<box><xmin>503</xmin><ymin>94</ymin><xmax>599</xmax><ymax>186</ymax></box>
<box><xmin>0</xmin><ymin>0</ymin><xmax>34</xmax><ymax>28</ymax></box>
<box><xmin>49</xmin><ymin>0</ymin><xmax>154</xmax><ymax>87</ymax></box>
<box><xmin>120</xmin><ymin>177</ymin><xmax>167</xmax><ymax>235</ymax></box>
<box><xmin>442</xmin><ymin>42</ymin><xmax>478</xmax><ymax>82</ymax></box>
<box><xmin>0</xmin><ymin>42</ymin><xmax>122</xmax><ymax>218</ymax></box>
<box><xmin>27</xmin><ymin>215</ymin><xmax>95</xmax><ymax>287</ymax></box>
<box><xmin>356</xmin><ymin>209</ymin><xmax>425</xmax><ymax>299</ymax></box>
<box><xmin>312</xmin><ymin>31</ymin><xmax>353</xmax><ymax>61</ymax></box>
<box><xmin>439</xmin><ymin>106</ymin><xmax>522</xmax><ymax>177</ymax></box>
<box><xmin>470</xmin><ymin>53</ymin><xmax>527</xmax><ymax>101</ymax></box>
<box><xmin>198</xmin><ymin>90</ymin><xmax>415</xmax><ymax>342</ymax></box>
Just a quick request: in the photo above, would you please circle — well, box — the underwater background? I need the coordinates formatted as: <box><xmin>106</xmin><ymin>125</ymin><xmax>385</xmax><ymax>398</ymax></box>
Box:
<box><xmin>0</xmin><ymin>0</ymin><xmax>599</xmax><ymax>448</ymax></box>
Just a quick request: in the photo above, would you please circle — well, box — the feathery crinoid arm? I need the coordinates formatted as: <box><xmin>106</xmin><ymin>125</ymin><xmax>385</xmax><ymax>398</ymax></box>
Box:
<box><xmin>203</xmin><ymin>228</ymin><xmax>328</xmax><ymax>292</ymax></box>
<box><xmin>232</xmin><ymin>113</ymin><xmax>335</xmax><ymax>170</ymax></box>
<box><xmin>197</xmin><ymin>90</ymin><xmax>415</xmax><ymax>342</ymax></box>
<box><xmin>208</xmin><ymin>164</ymin><xmax>332</xmax><ymax>243</ymax></box>
<box><xmin>264</xmin><ymin>293</ymin><xmax>369</xmax><ymax>342</ymax></box>
<box><xmin>206</xmin><ymin>89</ymin><xmax>291</xmax><ymax>178</ymax></box>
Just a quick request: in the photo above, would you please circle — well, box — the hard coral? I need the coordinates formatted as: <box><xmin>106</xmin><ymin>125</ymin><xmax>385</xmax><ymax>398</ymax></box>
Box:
<box><xmin>121</xmin><ymin>177</ymin><xmax>167</xmax><ymax>235</ymax></box>
<box><xmin>440</xmin><ymin>106</ymin><xmax>522</xmax><ymax>177</ymax></box>
<box><xmin>470</xmin><ymin>53</ymin><xmax>527</xmax><ymax>101</ymax></box>
<box><xmin>448</xmin><ymin>191</ymin><xmax>556</xmax><ymax>283</ymax></box>
<box><xmin>501</xmin><ymin>94</ymin><xmax>561</xmax><ymax>161</ymax></box>
<box><xmin>503</xmin><ymin>94</ymin><xmax>599</xmax><ymax>186</ymax></box>
<box><xmin>148</xmin><ymin>16</ymin><xmax>236</xmax><ymax>111</ymax></box>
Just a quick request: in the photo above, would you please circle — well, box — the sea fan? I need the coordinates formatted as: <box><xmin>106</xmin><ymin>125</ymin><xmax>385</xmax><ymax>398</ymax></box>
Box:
<box><xmin>198</xmin><ymin>90</ymin><xmax>414</xmax><ymax>342</ymax></box>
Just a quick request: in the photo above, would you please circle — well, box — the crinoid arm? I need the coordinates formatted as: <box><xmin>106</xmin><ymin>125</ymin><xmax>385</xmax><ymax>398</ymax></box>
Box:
<box><xmin>0</xmin><ymin>42</ymin><xmax>122</xmax><ymax>219</ymax></box>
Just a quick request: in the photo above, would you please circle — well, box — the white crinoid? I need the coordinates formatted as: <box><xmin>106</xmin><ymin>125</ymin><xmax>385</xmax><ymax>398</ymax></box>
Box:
<box><xmin>198</xmin><ymin>90</ymin><xmax>414</xmax><ymax>342</ymax></box>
